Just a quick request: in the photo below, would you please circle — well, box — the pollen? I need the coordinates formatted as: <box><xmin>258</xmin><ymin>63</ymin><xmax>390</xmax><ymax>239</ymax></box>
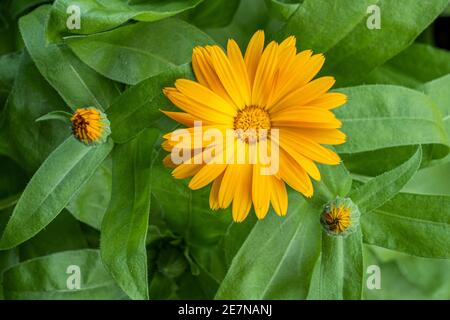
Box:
<box><xmin>322</xmin><ymin>205</ymin><xmax>351</xmax><ymax>233</ymax></box>
<box><xmin>71</xmin><ymin>108</ymin><xmax>110</xmax><ymax>145</ymax></box>
<box><xmin>233</xmin><ymin>106</ymin><xmax>271</xmax><ymax>143</ymax></box>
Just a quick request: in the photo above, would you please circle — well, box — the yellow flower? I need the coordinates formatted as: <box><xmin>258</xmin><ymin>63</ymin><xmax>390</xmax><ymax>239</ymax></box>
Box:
<box><xmin>322</xmin><ymin>205</ymin><xmax>351</xmax><ymax>233</ymax></box>
<box><xmin>320</xmin><ymin>197</ymin><xmax>360</xmax><ymax>237</ymax></box>
<box><xmin>71</xmin><ymin>107</ymin><xmax>110</xmax><ymax>145</ymax></box>
<box><xmin>161</xmin><ymin>30</ymin><xmax>347</xmax><ymax>222</ymax></box>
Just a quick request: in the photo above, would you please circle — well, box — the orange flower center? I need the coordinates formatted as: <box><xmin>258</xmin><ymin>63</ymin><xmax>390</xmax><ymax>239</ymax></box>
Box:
<box><xmin>233</xmin><ymin>106</ymin><xmax>271</xmax><ymax>143</ymax></box>
<box><xmin>71</xmin><ymin>108</ymin><xmax>103</xmax><ymax>143</ymax></box>
<box><xmin>323</xmin><ymin>206</ymin><xmax>351</xmax><ymax>233</ymax></box>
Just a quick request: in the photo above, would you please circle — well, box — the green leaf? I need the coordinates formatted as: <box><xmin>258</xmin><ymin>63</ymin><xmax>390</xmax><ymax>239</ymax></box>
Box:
<box><xmin>365</xmin><ymin>43</ymin><xmax>450</xmax><ymax>88</ymax></box>
<box><xmin>2</xmin><ymin>249</ymin><xmax>125</xmax><ymax>299</ymax></box>
<box><xmin>20</xmin><ymin>5</ymin><xmax>119</xmax><ymax>111</ymax></box>
<box><xmin>47</xmin><ymin>0</ymin><xmax>204</xmax><ymax>42</ymax></box>
<box><xmin>151</xmin><ymin>159</ymin><xmax>231</xmax><ymax>249</ymax></box>
<box><xmin>349</xmin><ymin>146</ymin><xmax>422</xmax><ymax>214</ymax></box>
<box><xmin>0</xmin><ymin>51</ymin><xmax>21</xmax><ymax>92</ymax></box>
<box><xmin>19</xmin><ymin>211</ymin><xmax>88</xmax><ymax>260</ymax></box>
<box><xmin>101</xmin><ymin>129</ymin><xmax>159</xmax><ymax>300</ymax></box>
<box><xmin>67</xmin><ymin>18</ymin><xmax>214</xmax><ymax>85</ymax></box>
<box><xmin>215</xmin><ymin>194</ymin><xmax>321</xmax><ymax>299</ymax></box>
<box><xmin>403</xmin><ymin>161</ymin><xmax>450</xmax><ymax>196</ymax></box>
<box><xmin>108</xmin><ymin>65</ymin><xmax>191</xmax><ymax>143</ymax></box>
<box><xmin>0</xmin><ymin>137</ymin><xmax>113</xmax><ymax>249</ymax></box>
<box><xmin>277</xmin><ymin>0</ymin><xmax>450</xmax><ymax>86</ymax></box>
<box><xmin>36</xmin><ymin>110</ymin><xmax>72</xmax><ymax>123</ymax></box>
<box><xmin>312</xmin><ymin>162</ymin><xmax>352</xmax><ymax>203</ymax></box>
<box><xmin>264</xmin><ymin>0</ymin><xmax>301</xmax><ymax>21</ymax></box>
<box><xmin>0</xmin><ymin>247</ymin><xmax>19</xmax><ymax>299</ymax></box>
<box><xmin>335</xmin><ymin>85</ymin><xmax>449</xmax><ymax>158</ymax></box>
<box><xmin>362</xmin><ymin>193</ymin><xmax>450</xmax><ymax>258</ymax></box>
<box><xmin>67</xmin><ymin>161</ymin><xmax>112</xmax><ymax>229</ymax></box>
<box><xmin>319</xmin><ymin>228</ymin><xmax>363</xmax><ymax>299</ymax></box>
<box><xmin>420</xmin><ymin>74</ymin><xmax>450</xmax><ymax>139</ymax></box>
<box><xmin>5</xmin><ymin>52</ymin><xmax>70</xmax><ymax>171</ymax></box>
<box><xmin>188</xmin><ymin>0</ymin><xmax>240</xmax><ymax>28</ymax></box>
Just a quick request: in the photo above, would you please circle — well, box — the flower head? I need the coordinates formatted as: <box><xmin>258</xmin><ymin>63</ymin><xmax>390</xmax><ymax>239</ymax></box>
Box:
<box><xmin>71</xmin><ymin>107</ymin><xmax>110</xmax><ymax>145</ymax></box>
<box><xmin>320</xmin><ymin>197</ymin><xmax>360</xmax><ymax>237</ymax></box>
<box><xmin>161</xmin><ymin>30</ymin><xmax>347</xmax><ymax>222</ymax></box>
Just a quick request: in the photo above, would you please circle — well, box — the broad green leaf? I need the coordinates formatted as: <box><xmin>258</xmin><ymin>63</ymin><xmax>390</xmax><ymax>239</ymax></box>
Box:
<box><xmin>264</xmin><ymin>0</ymin><xmax>301</xmax><ymax>21</ymax></box>
<box><xmin>108</xmin><ymin>65</ymin><xmax>192</xmax><ymax>143</ymax></box>
<box><xmin>420</xmin><ymin>74</ymin><xmax>450</xmax><ymax>138</ymax></box>
<box><xmin>365</xmin><ymin>43</ymin><xmax>450</xmax><ymax>88</ymax></box>
<box><xmin>20</xmin><ymin>6</ymin><xmax>119</xmax><ymax>111</ymax></box>
<box><xmin>2</xmin><ymin>249</ymin><xmax>125</xmax><ymax>299</ymax></box>
<box><xmin>67</xmin><ymin>18</ymin><xmax>214</xmax><ymax>85</ymax></box>
<box><xmin>319</xmin><ymin>228</ymin><xmax>363</xmax><ymax>299</ymax></box>
<box><xmin>151</xmin><ymin>159</ymin><xmax>231</xmax><ymax>249</ymax></box>
<box><xmin>67</xmin><ymin>161</ymin><xmax>112</xmax><ymax>229</ymax></box>
<box><xmin>36</xmin><ymin>110</ymin><xmax>72</xmax><ymax>123</ymax></box>
<box><xmin>204</xmin><ymin>0</ymin><xmax>270</xmax><ymax>48</ymax></box>
<box><xmin>5</xmin><ymin>52</ymin><xmax>69</xmax><ymax>171</ymax></box>
<box><xmin>362</xmin><ymin>193</ymin><xmax>450</xmax><ymax>258</ymax></box>
<box><xmin>47</xmin><ymin>0</ymin><xmax>204</xmax><ymax>42</ymax></box>
<box><xmin>19</xmin><ymin>211</ymin><xmax>88</xmax><ymax>260</ymax></box>
<box><xmin>335</xmin><ymin>85</ymin><xmax>449</xmax><ymax>158</ymax></box>
<box><xmin>188</xmin><ymin>0</ymin><xmax>240</xmax><ymax>28</ymax></box>
<box><xmin>403</xmin><ymin>161</ymin><xmax>450</xmax><ymax>196</ymax></box>
<box><xmin>277</xmin><ymin>0</ymin><xmax>449</xmax><ymax>86</ymax></box>
<box><xmin>349</xmin><ymin>146</ymin><xmax>422</xmax><ymax>214</ymax></box>
<box><xmin>364</xmin><ymin>246</ymin><xmax>450</xmax><ymax>299</ymax></box>
<box><xmin>101</xmin><ymin>129</ymin><xmax>159</xmax><ymax>300</ymax></box>
<box><xmin>312</xmin><ymin>162</ymin><xmax>352</xmax><ymax>203</ymax></box>
<box><xmin>215</xmin><ymin>194</ymin><xmax>321</xmax><ymax>299</ymax></box>
<box><xmin>0</xmin><ymin>137</ymin><xmax>113</xmax><ymax>249</ymax></box>
<box><xmin>0</xmin><ymin>247</ymin><xmax>19</xmax><ymax>299</ymax></box>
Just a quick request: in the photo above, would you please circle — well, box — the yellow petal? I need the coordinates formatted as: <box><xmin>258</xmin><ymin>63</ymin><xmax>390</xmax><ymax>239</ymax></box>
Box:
<box><xmin>163</xmin><ymin>87</ymin><xmax>234</xmax><ymax>125</ymax></box>
<box><xmin>227</xmin><ymin>39</ymin><xmax>251</xmax><ymax>106</ymax></box>
<box><xmin>268</xmin><ymin>52</ymin><xmax>323</xmax><ymax>108</ymax></box>
<box><xmin>209</xmin><ymin>171</ymin><xmax>225</xmax><ymax>210</ymax></box>
<box><xmin>277</xmin><ymin>141</ymin><xmax>321</xmax><ymax>180</ymax></box>
<box><xmin>252</xmin><ymin>164</ymin><xmax>271</xmax><ymax>219</ymax></box>
<box><xmin>160</xmin><ymin>110</ymin><xmax>202</xmax><ymax>127</ymax></box>
<box><xmin>308</xmin><ymin>92</ymin><xmax>348</xmax><ymax>110</ymax></box>
<box><xmin>218</xmin><ymin>164</ymin><xmax>238</xmax><ymax>208</ymax></box>
<box><xmin>280</xmin><ymin>129</ymin><xmax>341</xmax><ymax>165</ymax></box>
<box><xmin>175</xmin><ymin>79</ymin><xmax>237</xmax><ymax>116</ymax></box>
<box><xmin>251</xmin><ymin>41</ymin><xmax>279</xmax><ymax>108</ymax></box>
<box><xmin>279</xmin><ymin>150</ymin><xmax>313</xmax><ymax>197</ymax></box>
<box><xmin>163</xmin><ymin>155</ymin><xmax>177</xmax><ymax>168</ymax></box>
<box><xmin>271</xmin><ymin>107</ymin><xmax>342</xmax><ymax>129</ymax></box>
<box><xmin>171</xmin><ymin>163</ymin><xmax>203</xmax><ymax>179</ymax></box>
<box><xmin>282</xmin><ymin>127</ymin><xmax>346</xmax><ymax>145</ymax></box>
<box><xmin>269</xmin><ymin>176</ymin><xmax>288</xmax><ymax>216</ymax></box>
<box><xmin>244</xmin><ymin>30</ymin><xmax>265</xmax><ymax>87</ymax></box>
<box><xmin>192</xmin><ymin>47</ymin><xmax>236</xmax><ymax>106</ymax></box>
<box><xmin>271</xmin><ymin>76</ymin><xmax>336</xmax><ymax>112</ymax></box>
<box><xmin>209</xmin><ymin>45</ymin><xmax>247</xmax><ymax>109</ymax></box>
<box><xmin>189</xmin><ymin>164</ymin><xmax>228</xmax><ymax>190</ymax></box>
<box><xmin>231</xmin><ymin>164</ymin><xmax>253</xmax><ymax>222</ymax></box>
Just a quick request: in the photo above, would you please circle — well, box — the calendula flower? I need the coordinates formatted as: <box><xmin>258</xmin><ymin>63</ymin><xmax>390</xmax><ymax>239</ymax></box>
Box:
<box><xmin>161</xmin><ymin>30</ymin><xmax>347</xmax><ymax>222</ymax></box>
<box><xmin>320</xmin><ymin>197</ymin><xmax>360</xmax><ymax>237</ymax></box>
<box><xmin>71</xmin><ymin>107</ymin><xmax>111</xmax><ymax>145</ymax></box>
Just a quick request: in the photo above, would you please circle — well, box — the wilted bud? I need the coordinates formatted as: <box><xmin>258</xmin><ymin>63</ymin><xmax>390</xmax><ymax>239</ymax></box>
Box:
<box><xmin>320</xmin><ymin>197</ymin><xmax>360</xmax><ymax>237</ymax></box>
<box><xmin>71</xmin><ymin>107</ymin><xmax>111</xmax><ymax>145</ymax></box>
